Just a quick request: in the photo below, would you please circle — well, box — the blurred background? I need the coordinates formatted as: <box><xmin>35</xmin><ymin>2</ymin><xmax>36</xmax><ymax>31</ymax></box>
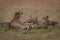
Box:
<box><xmin>0</xmin><ymin>0</ymin><xmax>60</xmax><ymax>23</ymax></box>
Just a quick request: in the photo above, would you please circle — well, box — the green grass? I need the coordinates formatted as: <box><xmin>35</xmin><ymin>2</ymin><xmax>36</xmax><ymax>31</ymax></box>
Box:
<box><xmin>0</xmin><ymin>24</ymin><xmax>60</xmax><ymax>40</ymax></box>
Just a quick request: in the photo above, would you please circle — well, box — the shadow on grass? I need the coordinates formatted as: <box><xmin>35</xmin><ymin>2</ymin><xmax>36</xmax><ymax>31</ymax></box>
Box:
<box><xmin>0</xmin><ymin>24</ymin><xmax>10</xmax><ymax>32</ymax></box>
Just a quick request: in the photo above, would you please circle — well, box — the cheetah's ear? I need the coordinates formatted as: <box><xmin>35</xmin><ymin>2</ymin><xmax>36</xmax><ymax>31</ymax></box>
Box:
<box><xmin>15</xmin><ymin>12</ymin><xmax>20</xmax><ymax>15</ymax></box>
<box><xmin>46</xmin><ymin>16</ymin><xmax>49</xmax><ymax>18</ymax></box>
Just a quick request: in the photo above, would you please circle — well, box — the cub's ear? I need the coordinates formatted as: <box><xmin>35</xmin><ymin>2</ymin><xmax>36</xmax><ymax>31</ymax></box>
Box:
<box><xmin>43</xmin><ymin>17</ymin><xmax>45</xmax><ymax>19</ymax></box>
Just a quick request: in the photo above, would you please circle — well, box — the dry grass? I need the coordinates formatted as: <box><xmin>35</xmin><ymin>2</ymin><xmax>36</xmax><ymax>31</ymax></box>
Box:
<box><xmin>0</xmin><ymin>8</ymin><xmax>60</xmax><ymax>23</ymax></box>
